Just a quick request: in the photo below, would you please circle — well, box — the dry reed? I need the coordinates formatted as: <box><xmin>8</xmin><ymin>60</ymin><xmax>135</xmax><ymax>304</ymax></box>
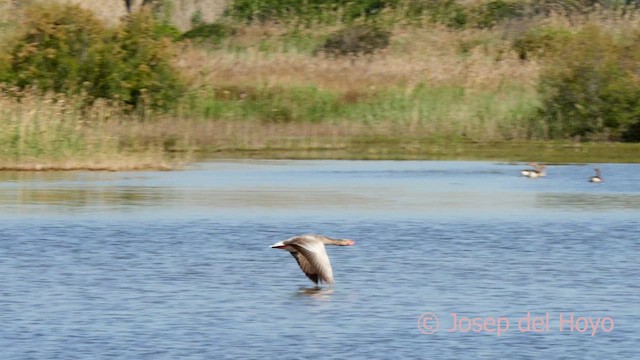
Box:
<box><xmin>179</xmin><ymin>25</ymin><xmax>541</xmax><ymax>93</ymax></box>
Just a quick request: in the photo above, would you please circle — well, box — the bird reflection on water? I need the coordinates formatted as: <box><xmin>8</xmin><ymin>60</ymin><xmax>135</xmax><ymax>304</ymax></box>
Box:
<box><xmin>296</xmin><ymin>286</ymin><xmax>334</xmax><ymax>298</ymax></box>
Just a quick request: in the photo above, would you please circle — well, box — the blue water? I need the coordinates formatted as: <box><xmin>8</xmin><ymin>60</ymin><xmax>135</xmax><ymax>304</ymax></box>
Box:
<box><xmin>1</xmin><ymin>161</ymin><xmax>638</xmax><ymax>359</ymax></box>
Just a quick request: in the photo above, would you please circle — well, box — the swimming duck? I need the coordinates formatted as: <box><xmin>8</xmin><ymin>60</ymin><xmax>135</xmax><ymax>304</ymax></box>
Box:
<box><xmin>589</xmin><ymin>168</ymin><xmax>603</xmax><ymax>183</ymax></box>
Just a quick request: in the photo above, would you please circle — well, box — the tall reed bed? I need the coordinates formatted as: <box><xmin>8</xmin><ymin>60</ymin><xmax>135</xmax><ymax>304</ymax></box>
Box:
<box><xmin>1</xmin><ymin>88</ymin><xmax>637</xmax><ymax>166</ymax></box>
<box><xmin>0</xmin><ymin>89</ymin><xmax>172</xmax><ymax>170</ymax></box>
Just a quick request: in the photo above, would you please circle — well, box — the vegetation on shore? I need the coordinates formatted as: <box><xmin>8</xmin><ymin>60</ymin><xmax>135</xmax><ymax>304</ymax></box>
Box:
<box><xmin>1</xmin><ymin>0</ymin><xmax>639</xmax><ymax>169</ymax></box>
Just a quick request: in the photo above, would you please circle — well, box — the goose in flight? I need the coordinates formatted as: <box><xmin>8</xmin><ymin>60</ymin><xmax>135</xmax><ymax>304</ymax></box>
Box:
<box><xmin>589</xmin><ymin>168</ymin><xmax>603</xmax><ymax>183</ymax></box>
<box><xmin>271</xmin><ymin>234</ymin><xmax>355</xmax><ymax>285</ymax></box>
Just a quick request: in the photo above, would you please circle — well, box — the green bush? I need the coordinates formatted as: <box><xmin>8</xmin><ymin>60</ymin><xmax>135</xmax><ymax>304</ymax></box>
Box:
<box><xmin>113</xmin><ymin>11</ymin><xmax>185</xmax><ymax>109</ymax></box>
<box><xmin>227</xmin><ymin>0</ymin><xmax>399</xmax><ymax>24</ymax></box>
<box><xmin>180</xmin><ymin>22</ymin><xmax>234</xmax><ymax>44</ymax></box>
<box><xmin>526</xmin><ymin>0</ymin><xmax>603</xmax><ymax>16</ymax></box>
<box><xmin>512</xmin><ymin>26</ymin><xmax>572</xmax><ymax>60</ymax></box>
<box><xmin>421</xmin><ymin>0</ymin><xmax>468</xmax><ymax>29</ymax></box>
<box><xmin>538</xmin><ymin>25</ymin><xmax>640</xmax><ymax>141</ymax></box>
<box><xmin>470</xmin><ymin>0</ymin><xmax>524</xmax><ymax>29</ymax></box>
<box><xmin>152</xmin><ymin>20</ymin><xmax>183</xmax><ymax>40</ymax></box>
<box><xmin>2</xmin><ymin>3</ymin><xmax>184</xmax><ymax>111</ymax></box>
<box><xmin>5</xmin><ymin>4</ymin><xmax>108</xmax><ymax>94</ymax></box>
<box><xmin>316</xmin><ymin>24</ymin><xmax>391</xmax><ymax>57</ymax></box>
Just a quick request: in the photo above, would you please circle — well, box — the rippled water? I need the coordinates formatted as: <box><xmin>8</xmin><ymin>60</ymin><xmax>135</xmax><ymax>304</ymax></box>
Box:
<box><xmin>1</xmin><ymin>161</ymin><xmax>638</xmax><ymax>359</ymax></box>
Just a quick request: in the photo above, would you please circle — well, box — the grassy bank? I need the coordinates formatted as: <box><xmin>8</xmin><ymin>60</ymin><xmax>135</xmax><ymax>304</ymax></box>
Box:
<box><xmin>2</xmin><ymin>89</ymin><xmax>638</xmax><ymax>168</ymax></box>
<box><xmin>1</xmin><ymin>2</ymin><xmax>640</xmax><ymax>169</ymax></box>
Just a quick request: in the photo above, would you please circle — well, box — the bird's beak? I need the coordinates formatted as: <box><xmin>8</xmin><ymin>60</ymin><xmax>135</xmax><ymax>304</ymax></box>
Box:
<box><xmin>270</xmin><ymin>241</ymin><xmax>286</xmax><ymax>249</ymax></box>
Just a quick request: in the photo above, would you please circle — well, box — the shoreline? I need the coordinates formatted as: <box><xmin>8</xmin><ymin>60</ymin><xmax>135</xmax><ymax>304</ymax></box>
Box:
<box><xmin>2</xmin><ymin>141</ymin><xmax>638</xmax><ymax>171</ymax></box>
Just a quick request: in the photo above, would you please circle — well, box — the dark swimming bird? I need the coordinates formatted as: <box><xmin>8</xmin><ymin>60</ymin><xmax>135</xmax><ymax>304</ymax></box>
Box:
<box><xmin>589</xmin><ymin>168</ymin><xmax>603</xmax><ymax>183</ymax></box>
<box><xmin>271</xmin><ymin>234</ymin><xmax>355</xmax><ymax>285</ymax></box>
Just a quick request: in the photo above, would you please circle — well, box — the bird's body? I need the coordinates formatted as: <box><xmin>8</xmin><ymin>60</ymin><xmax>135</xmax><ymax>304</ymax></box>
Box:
<box><xmin>590</xmin><ymin>168</ymin><xmax>603</xmax><ymax>183</ymax></box>
<box><xmin>271</xmin><ymin>234</ymin><xmax>355</xmax><ymax>285</ymax></box>
<box><xmin>526</xmin><ymin>164</ymin><xmax>546</xmax><ymax>178</ymax></box>
<box><xmin>520</xmin><ymin>163</ymin><xmax>537</xmax><ymax>177</ymax></box>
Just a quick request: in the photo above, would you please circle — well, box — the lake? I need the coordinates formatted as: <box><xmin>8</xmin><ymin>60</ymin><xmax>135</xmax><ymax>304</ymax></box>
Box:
<box><xmin>1</xmin><ymin>160</ymin><xmax>638</xmax><ymax>359</ymax></box>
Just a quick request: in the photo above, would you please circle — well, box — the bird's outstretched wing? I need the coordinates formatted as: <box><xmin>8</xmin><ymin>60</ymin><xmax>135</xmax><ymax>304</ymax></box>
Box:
<box><xmin>288</xmin><ymin>236</ymin><xmax>334</xmax><ymax>285</ymax></box>
<box><xmin>289</xmin><ymin>251</ymin><xmax>319</xmax><ymax>284</ymax></box>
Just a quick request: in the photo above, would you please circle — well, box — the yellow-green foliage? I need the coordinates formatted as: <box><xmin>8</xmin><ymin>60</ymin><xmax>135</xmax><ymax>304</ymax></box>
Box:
<box><xmin>2</xmin><ymin>3</ymin><xmax>184</xmax><ymax>110</ymax></box>
<box><xmin>512</xmin><ymin>25</ymin><xmax>572</xmax><ymax>60</ymax></box>
<box><xmin>539</xmin><ymin>24</ymin><xmax>640</xmax><ymax>141</ymax></box>
<box><xmin>4</xmin><ymin>4</ymin><xmax>106</xmax><ymax>92</ymax></box>
<box><xmin>112</xmin><ymin>10</ymin><xmax>185</xmax><ymax>109</ymax></box>
<box><xmin>316</xmin><ymin>24</ymin><xmax>391</xmax><ymax>57</ymax></box>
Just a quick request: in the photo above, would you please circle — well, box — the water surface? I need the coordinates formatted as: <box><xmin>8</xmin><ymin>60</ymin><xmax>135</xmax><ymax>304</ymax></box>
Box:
<box><xmin>1</xmin><ymin>161</ymin><xmax>638</xmax><ymax>359</ymax></box>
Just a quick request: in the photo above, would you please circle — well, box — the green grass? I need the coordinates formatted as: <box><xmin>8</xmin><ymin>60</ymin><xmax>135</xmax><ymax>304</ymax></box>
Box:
<box><xmin>183</xmin><ymin>83</ymin><xmax>539</xmax><ymax>140</ymax></box>
<box><xmin>200</xmin><ymin>138</ymin><xmax>640</xmax><ymax>163</ymax></box>
<box><xmin>4</xmin><ymin>83</ymin><xmax>638</xmax><ymax>170</ymax></box>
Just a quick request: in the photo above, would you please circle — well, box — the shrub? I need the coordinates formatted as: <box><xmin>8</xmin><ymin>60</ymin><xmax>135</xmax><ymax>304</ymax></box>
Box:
<box><xmin>5</xmin><ymin>4</ymin><xmax>108</xmax><ymax>94</ymax></box>
<box><xmin>538</xmin><ymin>25</ymin><xmax>640</xmax><ymax>141</ymax></box>
<box><xmin>470</xmin><ymin>0</ymin><xmax>524</xmax><ymax>29</ymax></box>
<box><xmin>2</xmin><ymin>3</ymin><xmax>184</xmax><ymax>111</ymax></box>
<box><xmin>227</xmin><ymin>0</ymin><xmax>399</xmax><ymax>24</ymax></box>
<box><xmin>152</xmin><ymin>20</ymin><xmax>182</xmax><ymax>40</ymax></box>
<box><xmin>401</xmin><ymin>0</ymin><xmax>468</xmax><ymax>29</ymax></box>
<box><xmin>413</xmin><ymin>0</ymin><xmax>468</xmax><ymax>29</ymax></box>
<box><xmin>512</xmin><ymin>26</ymin><xmax>572</xmax><ymax>60</ymax></box>
<box><xmin>113</xmin><ymin>11</ymin><xmax>185</xmax><ymax>109</ymax></box>
<box><xmin>340</xmin><ymin>0</ymin><xmax>399</xmax><ymax>21</ymax></box>
<box><xmin>526</xmin><ymin>0</ymin><xmax>601</xmax><ymax>16</ymax></box>
<box><xmin>180</xmin><ymin>22</ymin><xmax>234</xmax><ymax>44</ymax></box>
<box><xmin>316</xmin><ymin>24</ymin><xmax>391</xmax><ymax>57</ymax></box>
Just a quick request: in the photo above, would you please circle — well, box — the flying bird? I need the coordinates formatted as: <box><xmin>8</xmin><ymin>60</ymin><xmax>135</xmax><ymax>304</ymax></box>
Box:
<box><xmin>271</xmin><ymin>234</ymin><xmax>355</xmax><ymax>285</ymax></box>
